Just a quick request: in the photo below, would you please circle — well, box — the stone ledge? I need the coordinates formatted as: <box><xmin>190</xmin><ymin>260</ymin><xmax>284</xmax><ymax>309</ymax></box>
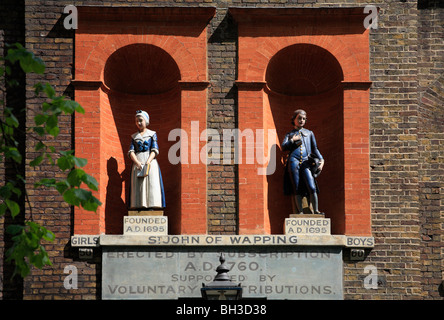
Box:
<box><xmin>71</xmin><ymin>234</ymin><xmax>374</xmax><ymax>248</ymax></box>
<box><xmin>99</xmin><ymin>234</ymin><xmax>369</xmax><ymax>247</ymax></box>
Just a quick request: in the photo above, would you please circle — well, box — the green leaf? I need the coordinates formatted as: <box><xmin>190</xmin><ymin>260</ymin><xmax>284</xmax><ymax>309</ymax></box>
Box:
<box><xmin>34</xmin><ymin>82</ymin><xmax>44</xmax><ymax>95</ymax></box>
<box><xmin>33</xmin><ymin>126</ymin><xmax>45</xmax><ymax>136</ymax></box>
<box><xmin>5</xmin><ymin>199</ymin><xmax>20</xmax><ymax>218</ymax></box>
<box><xmin>46</xmin><ymin>114</ymin><xmax>58</xmax><ymax>128</ymax></box>
<box><xmin>43</xmin><ymin>229</ymin><xmax>55</xmax><ymax>242</ymax></box>
<box><xmin>57</xmin><ymin>155</ymin><xmax>72</xmax><ymax>171</ymax></box>
<box><xmin>62</xmin><ymin>188</ymin><xmax>80</xmax><ymax>206</ymax></box>
<box><xmin>6</xmin><ymin>220</ymin><xmax>54</xmax><ymax>278</ymax></box>
<box><xmin>35</xmin><ymin>141</ymin><xmax>45</xmax><ymax>151</ymax></box>
<box><xmin>82</xmin><ymin>173</ymin><xmax>99</xmax><ymax>191</ymax></box>
<box><xmin>43</xmin><ymin>83</ymin><xmax>55</xmax><ymax>99</ymax></box>
<box><xmin>34</xmin><ymin>113</ymin><xmax>48</xmax><ymax>126</ymax></box>
<box><xmin>0</xmin><ymin>184</ymin><xmax>12</xmax><ymax>198</ymax></box>
<box><xmin>45</xmin><ymin>114</ymin><xmax>59</xmax><ymax>137</ymax></box>
<box><xmin>6</xmin><ymin>43</ymin><xmax>45</xmax><ymax>75</ymax></box>
<box><xmin>0</xmin><ymin>203</ymin><xmax>7</xmax><ymax>216</ymax></box>
<box><xmin>75</xmin><ymin>104</ymin><xmax>85</xmax><ymax>114</ymax></box>
<box><xmin>55</xmin><ymin>180</ymin><xmax>70</xmax><ymax>195</ymax></box>
<box><xmin>6</xmin><ymin>224</ymin><xmax>25</xmax><ymax>235</ymax></box>
<box><xmin>67</xmin><ymin>168</ymin><xmax>85</xmax><ymax>187</ymax></box>
<box><xmin>47</xmin><ymin>126</ymin><xmax>59</xmax><ymax>137</ymax></box>
<box><xmin>21</xmin><ymin>54</ymin><xmax>45</xmax><ymax>74</ymax></box>
<box><xmin>30</xmin><ymin>155</ymin><xmax>44</xmax><ymax>167</ymax></box>
<box><xmin>11</xmin><ymin>186</ymin><xmax>22</xmax><ymax>198</ymax></box>
<box><xmin>59</xmin><ymin>150</ymin><xmax>75</xmax><ymax>157</ymax></box>
<box><xmin>3</xmin><ymin>106</ymin><xmax>19</xmax><ymax>129</ymax></box>
<box><xmin>57</xmin><ymin>152</ymin><xmax>87</xmax><ymax>171</ymax></box>
<box><xmin>5</xmin><ymin>113</ymin><xmax>19</xmax><ymax>128</ymax></box>
<box><xmin>73</xmin><ymin>156</ymin><xmax>87</xmax><ymax>168</ymax></box>
<box><xmin>60</xmin><ymin>100</ymin><xmax>77</xmax><ymax>114</ymax></box>
<box><xmin>73</xmin><ymin>188</ymin><xmax>91</xmax><ymax>201</ymax></box>
<box><xmin>83</xmin><ymin>196</ymin><xmax>101</xmax><ymax>212</ymax></box>
<box><xmin>34</xmin><ymin>178</ymin><xmax>56</xmax><ymax>189</ymax></box>
<box><xmin>5</xmin><ymin>147</ymin><xmax>22</xmax><ymax>163</ymax></box>
<box><xmin>42</xmin><ymin>102</ymin><xmax>51</xmax><ymax>112</ymax></box>
<box><xmin>44</xmin><ymin>153</ymin><xmax>54</xmax><ymax>165</ymax></box>
<box><xmin>62</xmin><ymin>187</ymin><xmax>101</xmax><ymax>212</ymax></box>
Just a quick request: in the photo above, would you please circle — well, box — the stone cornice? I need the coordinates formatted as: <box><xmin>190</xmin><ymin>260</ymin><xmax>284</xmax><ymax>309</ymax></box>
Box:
<box><xmin>77</xmin><ymin>6</ymin><xmax>216</xmax><ymax>24</ymax></box>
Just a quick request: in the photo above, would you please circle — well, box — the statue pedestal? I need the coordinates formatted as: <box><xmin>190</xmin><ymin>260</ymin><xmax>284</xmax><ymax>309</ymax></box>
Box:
<box><xmin>128</xmin><ymin>209</ymin><xmax>164</xmax><ymax>216</ymax></box>
<box><xmin>124</xmin><ymin>210</ymin><xmax>168</xmax><ymax>235</ymax></box>
<box><xmin>285</xmin><ymin>215</ymin><xmax>331</xmax><ymax>235</ymax></box>
<box><xmin>289</xmin><ymin>213</ymin><xmax>324</xmax><ymax>219</ymax></box>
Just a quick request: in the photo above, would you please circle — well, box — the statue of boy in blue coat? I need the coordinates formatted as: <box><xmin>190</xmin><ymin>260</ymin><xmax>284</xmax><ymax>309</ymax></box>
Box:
<box><xmin>282</xmin><ymin>109</ymin><xmax>325</xmax><ymax>215</ymax></box>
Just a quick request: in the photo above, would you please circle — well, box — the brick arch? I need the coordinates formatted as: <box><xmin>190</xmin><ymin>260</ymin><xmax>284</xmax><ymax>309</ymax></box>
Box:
<box><xmin>79</xmin><ymin>33</ymin><xmax>205</xmax><ymax>83</ymax></box>
<box><xmin>241</xmin><ymin>36</ymin><xmax>368</xmax><ymax>83</ymax></box>
<box><xmin>266</xmin><ymin>43</ymin><xmax>344</xmax><ymax>95</ymax></box>
<box><xmin>103</xmin><ymin>43</ymin><xmax>181</xmax><ymax>95</ymax></box>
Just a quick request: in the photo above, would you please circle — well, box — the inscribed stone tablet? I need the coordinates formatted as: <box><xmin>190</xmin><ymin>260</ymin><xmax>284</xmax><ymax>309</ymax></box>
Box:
<box><xmin>102</xmin><ymin>246</ymin><xmax>343</xmax><ymax>300</ymax></box>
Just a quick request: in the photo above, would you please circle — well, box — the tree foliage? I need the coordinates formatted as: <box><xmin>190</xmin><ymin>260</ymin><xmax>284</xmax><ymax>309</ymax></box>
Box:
<box><xmin>0</xmin><ymin>43</ymin><xmax>101</xmax><ymax>278</ymax></box>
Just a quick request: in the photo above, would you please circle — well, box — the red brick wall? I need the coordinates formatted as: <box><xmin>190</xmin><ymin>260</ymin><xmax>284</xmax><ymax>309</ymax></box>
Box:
<box><xmin>1</xmin><ymin>0</ymin><xmax>442</xmax><ymax>301</ymax></box>
<box><xmin>74</xmin><ymin>88</ymin><xmax>102</xmax><ymax>234</ymax></box>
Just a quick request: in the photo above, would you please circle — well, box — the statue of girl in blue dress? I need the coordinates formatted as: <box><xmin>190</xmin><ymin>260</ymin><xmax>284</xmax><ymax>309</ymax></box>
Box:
<box><xmin>128</xmin><ymin>110</ymin><xmax>165</xmax><ymax>209</ymax></box>
<box><xmin>282</xmin><ymin>109</ymin><xmax>325</xmax><ymax>215</ymax></box>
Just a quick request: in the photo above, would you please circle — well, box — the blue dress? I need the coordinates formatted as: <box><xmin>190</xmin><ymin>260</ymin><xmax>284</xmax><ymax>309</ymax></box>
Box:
<box><xmin>128</xmin><ymin>130</ymin><xmax>166</xmax><ymax>209</ymax></box>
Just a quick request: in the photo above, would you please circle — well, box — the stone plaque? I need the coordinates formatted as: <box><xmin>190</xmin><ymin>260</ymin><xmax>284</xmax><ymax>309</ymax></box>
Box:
<box><xmin>78</xmin><ymin>248</ymin><xmax>93</xmax><ymax>260</ymax></box>
<box><xmin>284</xmin><ymin>218</ymin><xmax>331</xmax><ymax>235</ymax></box>
<box><xmin>350</xmin><ymin>248</ymin><xmax>366</xmax><ymax>261</ymax></box>
<box><xmin>71</xmin><ymin>235</ymin><xmax>100</xmax><ymax>247</ymax></box>
<box><xmin>102</xmin><ymin>246</ymin><xmax>343</xmax><ymax>300</ymax></box>
<box><xmin>99</xmin><ymin>234</ymin><xmax>346</xmax><ymax>246</ymax></box>
<box><xmin>345</xmin><ymin>236</ymin><xmax>374</xmax><ymax>248</ymax></box>
<box><xmin>123</xmin><ymin>216</ymin><xmax>168</xmax><ymax>235</ymax></box>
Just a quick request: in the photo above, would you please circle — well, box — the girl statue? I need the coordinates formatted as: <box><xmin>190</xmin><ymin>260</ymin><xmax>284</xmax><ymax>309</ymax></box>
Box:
<box><xmin>128</xmin><ymin>110</ymin><xmax>165</xmax><ymax>209</ymax></box>
<box><xmin>282</xmin><ymin>109</ymin><xmax>325</xmax><ymax>215</ymax></box>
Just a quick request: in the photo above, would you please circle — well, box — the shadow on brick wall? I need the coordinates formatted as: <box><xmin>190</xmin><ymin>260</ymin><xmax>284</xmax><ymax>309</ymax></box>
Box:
<box><xmin>0</xmin><ymin>0</ymin><xmax>25</xmax><ymax>300</ymax></box>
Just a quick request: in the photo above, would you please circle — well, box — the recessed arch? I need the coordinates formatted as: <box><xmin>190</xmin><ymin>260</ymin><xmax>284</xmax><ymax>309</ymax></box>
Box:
<box><xmin>264</xmin><ymin>43</ymin><xmax>345</xmax><ymax>234</ymax></box>
<box><xmin>103</xmin><ymin>43</ymin><xmax>181</xmax><ymax>95</ymax></box>
<box><xmin>73</xmin><ymin>6</ymin><xmax>213</xmax><ymax>235</ymax></box>
<box><xmin>266</xmin><ymin>43</ymin><xmax>344</xmax><ymax>96</ymax></box>
<box><xmin>232</xmin><ymin>7</ymin><xmax>371</xmax><ymax>236</ymax></box>
<box><xmin>238</xmin><ymin>35</ymin><xmax>368</xmax><ymax>84</ymax></box>
<box><xmin>78</xmin><ymin>33</ymin><xmax>206</xmax><ymax>83</ymax></box>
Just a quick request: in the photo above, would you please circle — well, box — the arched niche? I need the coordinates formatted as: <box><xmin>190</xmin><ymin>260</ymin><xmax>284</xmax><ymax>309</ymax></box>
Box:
<box><xmin>72</xmin><ymin>6</ymin><xmax>213</xmax><ymax>235</ymax></box>
<box><xmin>265</xmin><ymin>43</ymin><xmax>345</xmax><ymax>234</ymax></box>
<box><xmin>100</xmin><ymin>43</ymin><xmax>182</xmax><ymax>235</ymax></box>
<box><xmin>232</xmin><ymin>7</ymin><xmax>372</xmax><ymax>236</ymax></box>
<box><xmin>103</xmin><ymin>44</ymin><xmax>181</xmax><ymax>95</ymax></box>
